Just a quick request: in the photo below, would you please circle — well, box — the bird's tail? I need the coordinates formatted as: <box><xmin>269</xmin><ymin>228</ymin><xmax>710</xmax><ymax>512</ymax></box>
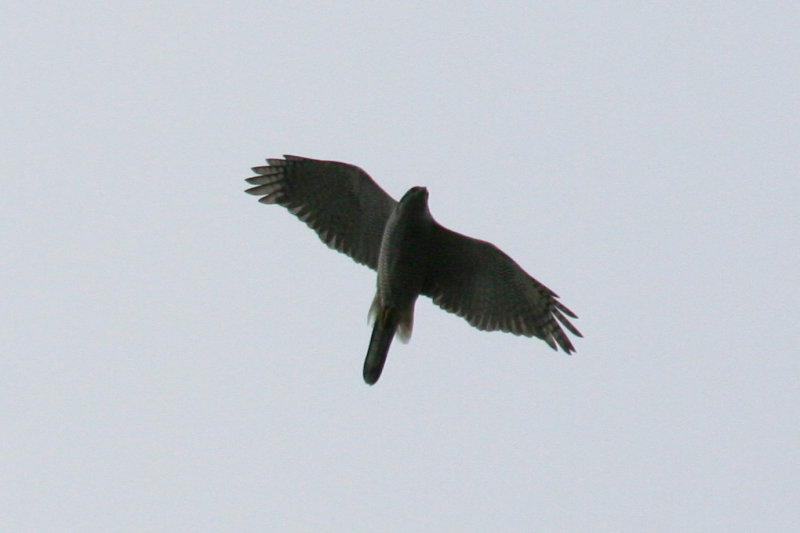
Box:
<box><xmin>363</xmin><ymin>307</ymin><xmax>398</xmax><ymax>385</ymax></box>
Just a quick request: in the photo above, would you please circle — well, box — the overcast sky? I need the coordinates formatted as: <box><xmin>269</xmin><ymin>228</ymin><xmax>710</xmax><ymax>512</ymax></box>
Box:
<box><xmin>2</xmin><ymin>2</ymin><xmax>798</xmax><ymax>531</ymax></box>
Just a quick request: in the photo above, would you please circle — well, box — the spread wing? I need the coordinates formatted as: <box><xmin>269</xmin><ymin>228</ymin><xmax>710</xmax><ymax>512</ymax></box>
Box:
<box><xmin>245</xmin><ymin>155</ymin><xmax>397</xmax><ymax>270</ymax></box>
<box><xmin>422</xmin><ymin>224</ymin><xmax>582</xmax><ymax>353</ymax></box>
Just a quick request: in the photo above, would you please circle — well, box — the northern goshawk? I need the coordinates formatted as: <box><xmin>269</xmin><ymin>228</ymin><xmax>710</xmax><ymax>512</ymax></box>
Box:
<box><xmin>246</xmin><ymin>155</ymin><xmax>581</xmax><ymax>385</ymax></box>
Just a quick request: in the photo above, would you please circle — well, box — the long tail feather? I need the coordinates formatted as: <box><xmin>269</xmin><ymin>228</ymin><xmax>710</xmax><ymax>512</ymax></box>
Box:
<box><xmin>363</xmin><ymin>309</ymin><xmax>398</xmax><ymax>385</ymax></box>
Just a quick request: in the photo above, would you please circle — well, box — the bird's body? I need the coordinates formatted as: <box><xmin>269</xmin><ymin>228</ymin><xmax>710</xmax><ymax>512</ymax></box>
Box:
<box><xmin>246</xmin><ymin>155</ymin><xmax>581</xmax><ymax>385</ymax></box>
<box><xmin>376</xmin><ymin>188</ymin><xmax>432</xmax><ymax>321</ymax></box>
<box><xmin>365</xmin><ymin>187</ymin><xmax>432</xmax><ymax>383</ymax></box>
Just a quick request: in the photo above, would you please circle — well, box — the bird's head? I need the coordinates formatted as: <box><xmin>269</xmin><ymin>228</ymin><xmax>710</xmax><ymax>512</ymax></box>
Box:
<box><xmin>400</xmin><ymin>186</ymin><xmax>428</xmax><ymax>204</ymax></box>
<box><xmin>397</xmin><ymin>186</ymin><xmax>432</xmax><ymax>222</ymax></box>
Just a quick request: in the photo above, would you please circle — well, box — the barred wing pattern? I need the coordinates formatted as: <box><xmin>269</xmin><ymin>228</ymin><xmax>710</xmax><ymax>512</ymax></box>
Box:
<box><xmin>422</xmin><ymin>225</ymin><xmax>582</xmax><ymax>353</ymax></box>
<box><xmin>245</xmin><ymin>155</ymin><xmax>397</xmax><ymax>270</ymax></box>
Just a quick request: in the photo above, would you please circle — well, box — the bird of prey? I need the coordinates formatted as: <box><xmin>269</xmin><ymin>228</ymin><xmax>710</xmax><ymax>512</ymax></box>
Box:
<box><xmin>246</xmin><ymin>155</ymin><xmax>581</xmax><ymax>385</ymax></box>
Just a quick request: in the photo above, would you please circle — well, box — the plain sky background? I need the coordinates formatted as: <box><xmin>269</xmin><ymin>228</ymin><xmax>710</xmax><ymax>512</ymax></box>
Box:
<box><xmin>2</xmin><ymin>2</ymin><xmax>798</xmax><ymax>531</ymax></box>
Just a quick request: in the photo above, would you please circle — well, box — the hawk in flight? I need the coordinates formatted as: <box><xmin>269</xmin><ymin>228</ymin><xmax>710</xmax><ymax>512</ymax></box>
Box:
<box><xmin>246</xmin><ymin>156</ymin><xmax>581</xmax><ymax>385</ymax></box>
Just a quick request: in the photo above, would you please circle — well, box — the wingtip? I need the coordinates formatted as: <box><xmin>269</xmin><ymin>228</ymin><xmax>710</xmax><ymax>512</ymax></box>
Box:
<box><xmin>558</xmin><ymin>336</ymin><xmax>577</xmax><ymax>355</ymax></box>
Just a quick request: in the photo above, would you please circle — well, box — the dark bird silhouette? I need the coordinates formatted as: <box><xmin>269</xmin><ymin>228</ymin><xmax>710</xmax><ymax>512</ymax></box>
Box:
<box><xmin>246</xmin><ymin>156</ymin><xmax>581</xmax><ymax>385</ymax></box>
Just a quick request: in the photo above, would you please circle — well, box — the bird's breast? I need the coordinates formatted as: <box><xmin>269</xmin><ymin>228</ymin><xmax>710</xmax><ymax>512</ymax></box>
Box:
<box><xmin>375</xmin><ymin>205</ymin><xmax>432</xmax><ymax>307</ymax></box>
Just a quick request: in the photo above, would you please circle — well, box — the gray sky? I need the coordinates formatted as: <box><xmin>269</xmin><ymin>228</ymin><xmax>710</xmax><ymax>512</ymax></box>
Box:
<box><xmin>2</xmin><ymin>2</ymin><xmax>798</xmax><ymax>531</ymax></box>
